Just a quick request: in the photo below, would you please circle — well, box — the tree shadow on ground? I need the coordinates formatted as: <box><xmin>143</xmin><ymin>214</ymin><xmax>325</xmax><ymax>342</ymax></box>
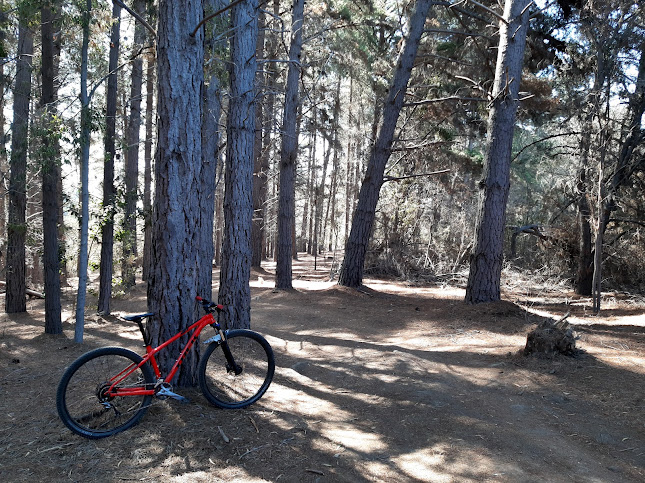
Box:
<box><xmin>1</xmin><ymin>278</ymin><xmax>643</xmax><ymax>482</ymax></box>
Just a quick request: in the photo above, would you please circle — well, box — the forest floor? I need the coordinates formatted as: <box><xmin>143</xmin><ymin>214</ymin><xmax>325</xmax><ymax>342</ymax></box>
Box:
<box><xmin>1</xmin><ymin>254</ymin><xmax>644</xmax><ymax>482</ymax></box>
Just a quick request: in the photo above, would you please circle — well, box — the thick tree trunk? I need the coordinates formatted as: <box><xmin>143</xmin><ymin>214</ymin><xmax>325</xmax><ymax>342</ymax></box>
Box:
<box><xmin>338</xmin><ymin>0</ymin><xmax>433</xmax><ymax>288</ymax></box>
<box><xmin>98</xmin><ymin>3</ymin><xmax>121</xmax><ymax>315</ymax></box>
<box><xmin>147</xmin><ymin>0</ymin><xmax>207</xmax><ymax>385</ymax></box>
<box><xmin>122</xmin><ymin>0</ymin><xmax>146</xmax><ymax>288</ymax></box>
<box><xmin>41</xmin><ymin>3</ymin><xmax>62</xmax><ymax>333</ymax></box>
<box><xmin>217</xmin><ymin>0</ymin><xmax>258</xmax><ymax>328</ymax></box>
<box><xmin>5</xmin><ymin>21</ymin><xmax>33</xmax><ymax>313</ymax></box>
<box><xmin>464</xmin><ymin>0</ymin><xmax>531</xmax><ymax>304</ymax></box>
<box><xmin>275</xmin><ymin>0</ymin><xmax>305</xmax><ymax>289</ymax></box>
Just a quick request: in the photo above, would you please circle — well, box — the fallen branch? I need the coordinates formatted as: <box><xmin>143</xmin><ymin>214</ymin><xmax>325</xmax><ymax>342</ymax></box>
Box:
<box><xmin>0</xmin><ymin>281</ymin><xmax>44</xmax><ymax>298</ymax></box>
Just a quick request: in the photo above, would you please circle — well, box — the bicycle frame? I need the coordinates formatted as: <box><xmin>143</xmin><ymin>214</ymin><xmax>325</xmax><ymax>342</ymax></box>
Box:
<box><xmin>107</xmin><ymin>312</ymin><xmax>223</xmax><ymax>398</ymax></box>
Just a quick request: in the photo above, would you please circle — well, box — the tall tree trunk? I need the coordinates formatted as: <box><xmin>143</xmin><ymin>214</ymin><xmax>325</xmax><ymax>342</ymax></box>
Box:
<box><xmin>98</xmin><ymin>3</ymin><xmax>121</xmax><ymax>315</ymax></box>
<box><xmin>306</xmin><ymin>99</ymin><xmax>317</xmax><ymax>255</ymax></box>
<box><xmin>75</xmin><ymin>0</ymin><xmax>92</xmax><ymax>342</ymax></box>
<box><xmin>0</xmin><ymin>13</ymin><xmax>6</xmax><ymax>277</ymax></box>
<box><xmin>324</xmin><ymin>79</ymin><xmax>341</xmax><ymax>252</ymax></box>
<box><xmin>5</xmin><ymin>20</ymin><xmax>33</xmax><ymax>313</ymax></box>
<box><xmin>41</xmin><ymin>2</ymin><xmax>62</xmax><ymax>333</ymax></box>
<box><xmin>122</xmin><ymin>0</ymin><xmax>146</xmax><ymax>288</ymax></box>
<box><xmin>300</xmin><ymin>138</ymin><xmax>312</xmax><ymax>252</ymax></box>
<box><xmin>464</xmin><ymin>0</ymin><xmax>531</xmax><ymax>304</ymax></box>
<box><xmin>338</xmin><ymin>0</ymin><xmax>433</xmax><ymax>288</ymax></box>
<box><xmin>574</xmin><ymin>29</ymin><xmax>610</xmax><ymax>296</ymax></box>
<box><xmin>251</xmin><ymin>9</ymin><xmax>267</xmax><ymax>268</ymax></box>
<box><xmin>200</xmin><ymin>0</ymin><xmax>225</xmax><ymax>292</ymax></box>
<box><xmin>142</xmin><ymin>48</ymin><xmax>155</xmax><ymax>282</ymax></box>
<box><xmin>275</xmin><ymin>0</ymin><xmax>305</xmax><ymax>289</ymax></box>
<box><xmin>314</xmin><ymin>137</ymin><xmax>330</xmax><ymax>256</ymax></box>
<box><xmin>148</xmin><ymin>0</ymin><xmax>207</xmax><ymax>385</ymax></box>
<box><xmin>344</xmin><ymin>76</ymin><xmax>354</xmax><ymax>246</ymax></box>
<box><xmin>591</xmin><ymin>45</ymin><xmax>645</xmax><ymax>310</ymax></box>
<box><xmin>218</xmin><ymin>0</ymin><xmax>258</xmax><ymax>327</ymax></box>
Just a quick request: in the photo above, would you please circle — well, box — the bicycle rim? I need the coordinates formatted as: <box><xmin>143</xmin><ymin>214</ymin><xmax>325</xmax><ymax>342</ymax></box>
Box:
<box><xmin>57</xmin><ymin>347</ymin><xmax>154</xmax><ymax>439</ymax></box>
<box><xmin>199</xmin><ymin>330</ymin><xmax>275</xmax><ymax>409</ymax></box>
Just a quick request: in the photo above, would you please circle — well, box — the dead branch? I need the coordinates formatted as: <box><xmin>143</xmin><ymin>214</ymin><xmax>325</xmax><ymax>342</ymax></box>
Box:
<box><xmin>383</xmin><ymin>169</ymin><xmax>450</xmax><ymax>183</ymax></box>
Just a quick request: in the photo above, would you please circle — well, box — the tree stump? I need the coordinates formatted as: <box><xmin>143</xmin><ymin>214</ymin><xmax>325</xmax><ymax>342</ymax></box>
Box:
<box><xmin>523</xmin><ymin>313</ymin><xmax>577</xmax><ymax>357</ymax></box>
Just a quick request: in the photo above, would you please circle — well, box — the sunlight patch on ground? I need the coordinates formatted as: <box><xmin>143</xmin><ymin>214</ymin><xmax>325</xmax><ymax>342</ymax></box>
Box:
<box><xmin>267</xmin><ymin>372</ymin><xmax>355</xmax><ymax>422</ymax></box>
<box><xmin>169</xmin><ymin>470</ymin><xmax>269</xmax><ymax>482</ymax></box>
<box><xmin>523</xmin><ymin>306</ymin><xmax>645</xmax><ymax>327</ymax></box>
<box><xmin>320</xmin><ymin>423</ymin><xmax>388</xmax><ymax>453</ymax></box>
<box><xmin>391</xmin><ymin>446</ymin><xmax>451</xmax><ymax>482</ymax></box>
<box><xmin>363</xmin><ymin>279</ymin><xmax>465</xmax><ymax>299</ymax></box>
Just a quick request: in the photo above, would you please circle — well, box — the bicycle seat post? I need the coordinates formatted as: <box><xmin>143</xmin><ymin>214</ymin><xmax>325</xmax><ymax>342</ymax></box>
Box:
<box><xmin>135</xmin><ymin>319</ymin><xmax>151</xmax><ymax>347</ymax></box>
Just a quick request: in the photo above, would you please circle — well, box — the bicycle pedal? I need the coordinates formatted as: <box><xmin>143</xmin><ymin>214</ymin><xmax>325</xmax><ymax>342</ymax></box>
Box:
<box><xmin>156</xmin><ymin>386</ymin><xmax>190</xmax><ymax>404</ymax></box>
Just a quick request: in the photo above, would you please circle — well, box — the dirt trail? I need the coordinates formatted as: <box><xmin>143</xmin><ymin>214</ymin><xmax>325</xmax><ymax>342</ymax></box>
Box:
<box><xmin>1</xmin><ymin>256</ymin><xmax>643</xmax><ymax>482</ymax></box>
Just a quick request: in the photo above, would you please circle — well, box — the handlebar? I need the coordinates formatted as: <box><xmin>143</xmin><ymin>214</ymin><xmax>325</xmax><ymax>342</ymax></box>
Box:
<box><xmin>195</xmin><ymin>296</ymin><xmax>224</xmax><ymax>313</ymax></box>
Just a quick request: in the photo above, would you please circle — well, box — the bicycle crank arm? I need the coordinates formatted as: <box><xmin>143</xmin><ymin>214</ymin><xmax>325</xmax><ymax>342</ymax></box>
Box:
<box><xmin>156</xmin><ymin>386</ymin><xmax>190</xmax><ymax>404</ymax></box>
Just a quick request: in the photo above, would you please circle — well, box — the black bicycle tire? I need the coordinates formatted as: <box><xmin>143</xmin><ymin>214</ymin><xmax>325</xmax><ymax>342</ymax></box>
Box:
<box><xmin>56</xmin><ymin>346</ymin><xmax>155</xmax><ymax>439</ymax></box>
<box><xmin>198</xmin><ymin>329</ymin><xmax>275</xmax><ymax>409</ymax></box>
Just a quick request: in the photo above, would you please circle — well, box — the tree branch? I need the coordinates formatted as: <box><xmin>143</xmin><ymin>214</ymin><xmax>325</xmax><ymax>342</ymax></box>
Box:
<box><xmin>190</xmin><ymin>0</ymin><xmax>247</xmax><ymax>37</ymax></box>
<box><xmin>463</xmin><ymin>0</ymin><xmax>508</xmax><ymax>24</ymax></box>
<box><xmin>383</xmin><ymin>169</ymin><xmax>450</xmax><ymax>183</ymax></box>
<box><xmin>404</xmin><ymin>96</ymin><xmax>486</xmax><ymax>107</ymax></box>
<box><xmin>113</xmin><ymin>0</ymin><xmax>156</xmax><ymax>38</ymax></box>
<box><xmin>425</xmin><ymin>28</ymin><xmax>494</xmax><ymax>41</ymax></box>
<box><xmin>511</xmin><ymin>131</ymin><xmax>582</xmax><ymax>162</ymax></box>
<box><xmin>88</xmin><ymin>45</ymin><xmax>154</xmax><ymax>101</ymax></box>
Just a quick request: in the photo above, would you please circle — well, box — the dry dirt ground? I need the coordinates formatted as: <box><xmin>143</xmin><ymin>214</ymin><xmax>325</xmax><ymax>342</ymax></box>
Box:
<box><xmin>1</xmin><ymin>255</ymin><xmax>644</xmax><ymax>482</ymax></box>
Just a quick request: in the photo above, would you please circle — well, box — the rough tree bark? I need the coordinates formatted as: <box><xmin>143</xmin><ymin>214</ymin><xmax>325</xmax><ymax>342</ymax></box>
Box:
<box><xmin>41</xmin><ymin>1</ymin><xmax>62</xmax><ymax>333</ymax></box>
<box><xmin>338</xmin><ymin>0</ymin><xmax>433</xmax><ymax>288</ymax></box>
<box><xmin>218</xmin><ymin>0</ymin><xmax>258</xmax><ymax>327</ymax></box>
<box><xmin>5</xmin><ymin>19</ymin><xmax>33</xmax><ymax>313</ymax></box>
<box><xmin>275</xmin><ymin>0</ymin><xmax>304</xmax><ymax>289</ymax></box>
<box><xmin>122</xmin><ymin>0</ymin><xmax>146</xmax><ymax>288</ymax></box>
<box><xmin>464</xmin><ymin>0</ymin><xmax>531</xmax><ymax>304</ymax></box>
<box><xmin>98</xmin><ymin>3</ymin><xmax>121</xmax><ymax>315</ymax></box>
<box><xmin>147</xmin><ymin>0</ymin><xmax>209</xmax><ymax>385</ymax></box>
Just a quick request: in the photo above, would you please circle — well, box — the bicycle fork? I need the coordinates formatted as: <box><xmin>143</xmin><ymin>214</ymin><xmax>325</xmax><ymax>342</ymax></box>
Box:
<box><xmin>203</xmin><ymin>329</ymin><xmax>243</xmax><ymax>375</ymax></box>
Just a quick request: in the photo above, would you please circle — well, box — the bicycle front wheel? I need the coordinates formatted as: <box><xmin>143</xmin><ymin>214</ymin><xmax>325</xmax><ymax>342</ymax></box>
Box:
<box><xmin>198</xmin><ymin>329</ymin><xmax>275</xmax><ymax>409</ymax></box>
<box><xmin>56</xmin><ymin>347</ymin><xmax>155</xmax><ymax>439</ymax></box>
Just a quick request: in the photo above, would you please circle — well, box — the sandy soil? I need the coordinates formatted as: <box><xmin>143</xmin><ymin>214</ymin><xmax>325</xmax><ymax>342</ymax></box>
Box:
<box><xmin>0</xmin><ymin>254</ymin><xmax>643</xmax><ymax>482</ymax></box>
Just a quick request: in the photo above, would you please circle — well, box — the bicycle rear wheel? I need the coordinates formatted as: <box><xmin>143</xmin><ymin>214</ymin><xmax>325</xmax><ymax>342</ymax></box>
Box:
<box><xmin>198</xmin><ymin>329</ymin><xmax>275</xmax><ymax>409</ymax></box>
<box><xmin>56</xmin><ymin>347</ymin><xmax>155</xmax><ymax>439</ymax></box>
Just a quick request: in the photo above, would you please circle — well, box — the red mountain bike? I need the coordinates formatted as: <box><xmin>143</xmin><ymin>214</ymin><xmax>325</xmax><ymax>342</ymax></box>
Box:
<box><xmin>56</xmin><ymin>296</ymin><xmax>275</xmax><ymax>439</ymax></box>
